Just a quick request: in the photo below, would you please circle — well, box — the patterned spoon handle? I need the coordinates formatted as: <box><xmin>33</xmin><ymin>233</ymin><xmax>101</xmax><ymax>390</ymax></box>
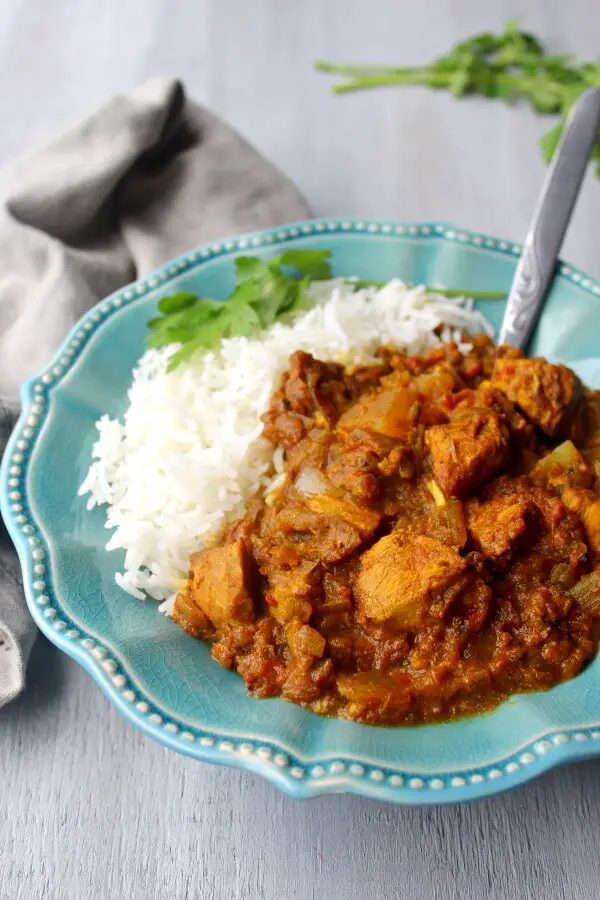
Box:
<box><xmin>499</xmin><ymin>88</ymin><xmax>600</xmax><ymax>349</ymax></box>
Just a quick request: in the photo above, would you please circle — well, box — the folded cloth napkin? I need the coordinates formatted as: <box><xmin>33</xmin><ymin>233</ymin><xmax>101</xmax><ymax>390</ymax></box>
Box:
<box><xmin>0</xmin><ymin>76</ymin><xmax>311</xmax><ymax>706</ymax></box>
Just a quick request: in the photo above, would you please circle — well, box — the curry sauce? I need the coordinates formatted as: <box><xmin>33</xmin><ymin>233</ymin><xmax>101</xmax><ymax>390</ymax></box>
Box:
<box><xmin>173</xmin><ymin>336</ymin><xmax>600</xmax><ymax>725</ymax></box>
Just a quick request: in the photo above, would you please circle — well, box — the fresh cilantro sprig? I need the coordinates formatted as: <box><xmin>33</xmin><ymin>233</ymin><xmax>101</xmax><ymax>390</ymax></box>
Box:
<box><xmin>147</xmin><ymin>248</ymin><xmax>504</xmax><ymax>370</ymax></box>
<box><xmin>315</xmin><ymin>20</ymin><xmax>600</xmax><ymax>175</ymax></box>
<box><xmin>147</xmin><ymin>249</ymin><xmax>333</xmax><ymax>370</ymax></box>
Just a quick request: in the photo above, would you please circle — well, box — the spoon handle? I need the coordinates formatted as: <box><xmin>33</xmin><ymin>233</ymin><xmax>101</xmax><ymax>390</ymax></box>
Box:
<box><xmin>499</xmin><ymin>88</ymin><xmax>600</xmax><ymax>349</ymax></box>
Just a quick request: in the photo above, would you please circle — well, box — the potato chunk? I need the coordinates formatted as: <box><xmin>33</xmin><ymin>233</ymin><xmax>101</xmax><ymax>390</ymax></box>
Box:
<box><xmin>286</xmin><ymin>621</ymin><xmax>326</xmax><ymax>658</ymax></box>
<box><xmin>530</xmin><ymin>440</ymin><xmax>591</xmax><ymax>489</ymax></box>
<box><xmin>189</xmin><ymin>539</ymin><xmax>254</xmax><ymax>628</ymax></box>
<box><xmin>426</xmin><ymin>408</ymin><xmax>509</xmax><ymax>498</ymax></box>
<box><xmin>266</xmin><ymin>563</ymin><xmax>316</xmax><ymax>622</ymax></box>
<box><xmin>354</xmin><ymin>534</ymin><xmax>467</xmax><ymax>630</ymax></box>
<box><xmin>336</xmin><ymin>387</ymin><xmax>419</xmax><ymax>438</ymax></box>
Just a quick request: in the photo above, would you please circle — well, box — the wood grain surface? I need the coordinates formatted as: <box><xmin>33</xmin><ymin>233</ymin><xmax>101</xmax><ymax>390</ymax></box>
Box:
<box><xmin>2</xmin><ymin>2</ymin><xmax>600</xmax><ymax>898</ymax></box>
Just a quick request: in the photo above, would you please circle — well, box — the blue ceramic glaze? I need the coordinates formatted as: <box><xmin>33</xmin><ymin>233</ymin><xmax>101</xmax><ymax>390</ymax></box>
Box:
<box><xmin>3</xmin><ymin>218</ymin><xmax>600</xmax><ymax>805</ymax></box>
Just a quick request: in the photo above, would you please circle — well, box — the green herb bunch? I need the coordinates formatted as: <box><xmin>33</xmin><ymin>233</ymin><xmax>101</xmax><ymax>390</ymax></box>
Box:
<box><xmin>147</xmin><ymin>249</ymin><xmax>333</xmax><ymax>370</ymax></box>
<box><xmin>315</xmin><ymin>20</ymin><xmax>600</xmax><ymax>174</ymax></box>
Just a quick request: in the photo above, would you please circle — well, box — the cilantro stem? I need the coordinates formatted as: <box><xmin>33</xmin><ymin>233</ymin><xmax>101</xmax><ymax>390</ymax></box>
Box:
<box><xmin>325</xmin><ymin>70</ymin><xmax>456</xmax><ymax>94</ymax></box>
<box><xmin>351</xmin><ymin>280</ymin><xmax>505</xmax><ymax>298</ymax></box>
<box><xmin>320</xmin><ymin>67</ymin><xmax>572</xmax><ymax>103</ymax></box>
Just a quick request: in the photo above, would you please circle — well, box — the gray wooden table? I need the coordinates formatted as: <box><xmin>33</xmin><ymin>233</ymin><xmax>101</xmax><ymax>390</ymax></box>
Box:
<box><xmin>2</xmin><ymin>2</ymin><xmax>600</xmax><ymax>898</ymax></box>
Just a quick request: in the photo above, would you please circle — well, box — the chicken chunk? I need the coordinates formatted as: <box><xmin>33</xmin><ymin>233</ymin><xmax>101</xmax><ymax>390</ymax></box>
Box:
<box><xmin>466</xmin><ymin>486</ymin><xmax>533</xmax><ymax>560</ymax></box>
<box><xmin>307</xmin><ymin>494</ymin><xmax>381</xmax><ymax>538</ymax></box>
<box><xmin>455</xmin><ymin>382</ymin><xmax>530</xmax><ymax>437</ymax></box>
<box><xmin>583</xmin><ymin>502</ymin><xmax>600</xmax><ymax>557</ymax></box>
<box><xmin>354</xmin><ymin>534</ymin><xmax>467</xmax><ymax>630</ymax></box>
<box><xmin>274</xmin><ymin>505</ymin><xmax>363</xmax><ymax>563</ymax></box>
<box><xmin>188</xmin><ymin>539</ymin><xmax>254</xmax><ymax>628</ymax></box>
<box><xmin>561</xmin><ymin>486</ymin><xmax>600</xmax><ymax>558</ymax></box>
<box><xmin>426</xmin><ymin>408</ymin><xmax>510</xmax><ymax>498</ymax></box>
<box><xmin>492</xmin><ymin>357</ymin><xmax>581</xmax><ymax>436</ymax></box>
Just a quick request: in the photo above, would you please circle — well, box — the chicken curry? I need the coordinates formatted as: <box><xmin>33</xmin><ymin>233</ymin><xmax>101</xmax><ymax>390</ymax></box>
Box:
<box><xmin>173</xmin><ymin>336</ymin><xmax>600</xmax><ymax>725</ymax></box>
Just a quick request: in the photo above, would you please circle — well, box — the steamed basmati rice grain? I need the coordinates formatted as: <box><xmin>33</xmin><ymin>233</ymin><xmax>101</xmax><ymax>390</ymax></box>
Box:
<box><xmin>79</xmin><ymin>280</ymin><xmax>492</xmax><ymax>603</ymax></box>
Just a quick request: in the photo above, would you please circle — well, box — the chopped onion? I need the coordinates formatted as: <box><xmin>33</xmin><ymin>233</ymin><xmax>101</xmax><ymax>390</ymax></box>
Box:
<box><xmin>295</xmin><ymin>466</ymin><xmax>330</xmax><ymax>497</ymax></box>
<box><xmin>427</xmin><ymin>479</ymin><xmax>447</xmax><ymax>507</ymax></box>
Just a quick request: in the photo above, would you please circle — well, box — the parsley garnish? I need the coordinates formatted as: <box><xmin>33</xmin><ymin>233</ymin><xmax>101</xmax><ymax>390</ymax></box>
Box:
<box><xmin>147</xmin><ymin>248</ymin><xmax>504</xmax><ymax>370</ymax></box>
<box><xmin>315</xmin><ymin>20</ymin><xmax>600</xmax><ymax>175</ymax></box>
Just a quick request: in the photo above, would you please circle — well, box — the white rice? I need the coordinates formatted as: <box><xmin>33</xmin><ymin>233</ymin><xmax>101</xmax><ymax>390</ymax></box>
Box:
<box><xmin>79</xmin><ymin>279</ymin><xmax>493</xmax><ymax>607</ymax></box>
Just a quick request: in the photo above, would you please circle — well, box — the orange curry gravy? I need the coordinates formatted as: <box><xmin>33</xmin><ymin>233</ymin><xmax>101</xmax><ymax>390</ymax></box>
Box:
<box><xmin>173</xmin><ymin>336</ymin><xmax>600</xmax><ymax>725</ymax></box>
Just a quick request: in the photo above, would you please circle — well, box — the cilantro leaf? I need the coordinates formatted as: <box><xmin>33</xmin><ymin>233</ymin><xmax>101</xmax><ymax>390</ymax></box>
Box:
<box><xmin>147</xmin><ymin>298</ymin><xmax>223</xmax><ymax>349</ymax></box>
<box><xmin>275</xmin><ymin>249</ymin><xmax>333</xmax><ymax>280</ymax></box>
<box><xmin>234</xmin><ymin>256</ymin><xmax>266</xmax><ymax>279</ymax></box>
<box><xmin>224</xmin><ymin>280</ymin><xmax>262</xmax><ymax>335</ymax></box>
<box><xmin>539</xmin><ymin>121</ymin><xmax>564</xmax><ymax>163</ymax></box>
<box><xmin>157</xmin><ymin>292</ymin><xmax>199</xmax><ymax>314</ymax></box>
<box><xmin>166</xmin><ymin>332</ymin><xmax>219</xmax><ymax>371</ymax></box>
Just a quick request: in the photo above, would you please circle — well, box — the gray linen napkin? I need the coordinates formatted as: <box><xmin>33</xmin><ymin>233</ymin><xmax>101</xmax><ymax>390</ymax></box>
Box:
<box><xmin>0</xmin><ymin>76</ymin><xmax>311</xmax><ymax>706</ymax></box>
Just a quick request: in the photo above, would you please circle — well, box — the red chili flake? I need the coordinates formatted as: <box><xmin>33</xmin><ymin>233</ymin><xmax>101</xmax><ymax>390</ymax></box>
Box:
<box><xmin>264</xmin><ymin>592</ymin><xmax>277</xmax><ymax>607</ymax></box>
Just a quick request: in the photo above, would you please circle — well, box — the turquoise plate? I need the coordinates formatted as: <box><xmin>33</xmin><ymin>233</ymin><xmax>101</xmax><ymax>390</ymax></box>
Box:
<box><xmin>3</xmin><ymin>218</ymin><xmax>600</xmax><ymax>805</ymax></box>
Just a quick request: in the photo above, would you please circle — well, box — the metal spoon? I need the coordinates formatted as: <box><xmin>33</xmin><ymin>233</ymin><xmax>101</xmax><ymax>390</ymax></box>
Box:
<box><xmin>499</xmin><ymin>88</ymin><xmax>600</xmax><ymax>349</ymax></box>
